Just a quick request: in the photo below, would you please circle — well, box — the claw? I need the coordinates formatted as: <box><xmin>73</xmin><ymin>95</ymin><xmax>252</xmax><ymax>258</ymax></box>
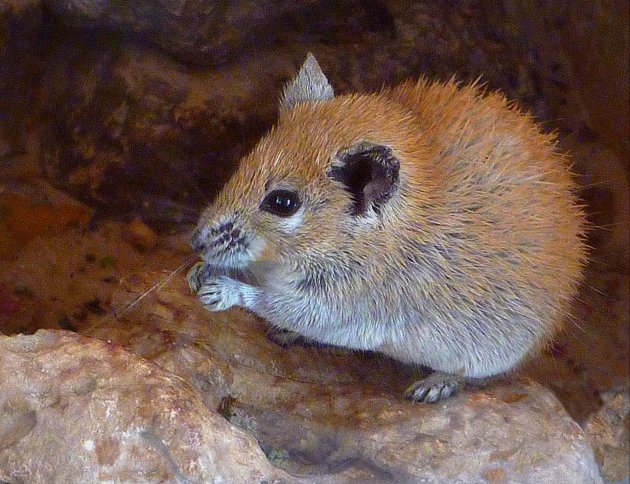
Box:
<box><xmin>187</xmin><ymin>262</ymin><xmax>209</xmax><ymax>294</ymax></box>
<box><xmin>404</xmin><ymin>372</ymin><xmax>463</xmax><ymax>403</ymax></box>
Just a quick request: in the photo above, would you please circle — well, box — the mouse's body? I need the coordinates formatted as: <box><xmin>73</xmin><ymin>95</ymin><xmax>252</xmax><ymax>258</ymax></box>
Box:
<box><xmin>188</xmin><ymin>54</ymin><xmax>587</xmax><ymax>402</ymax></box>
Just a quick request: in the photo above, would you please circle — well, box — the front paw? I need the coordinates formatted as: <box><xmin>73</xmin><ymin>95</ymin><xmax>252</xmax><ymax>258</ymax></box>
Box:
<box><xmin>187</xmin><ymin>262</ymin><xmax>210</xmax><ymax>294</ymax></box>
<box><xmin>197</xmin><ymin>276</ymin><xmax>245</xmax><ymax>312</ymax></box>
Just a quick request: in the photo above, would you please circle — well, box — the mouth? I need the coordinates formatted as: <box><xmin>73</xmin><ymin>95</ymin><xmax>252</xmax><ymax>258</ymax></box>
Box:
<box><xmin>200</xmin><ymin>245</ymin><xmax>252</xmax><ymax>268</ymax></box>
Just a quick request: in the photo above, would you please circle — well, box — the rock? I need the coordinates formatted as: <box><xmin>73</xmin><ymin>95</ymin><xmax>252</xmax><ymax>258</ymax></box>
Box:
<box><xmin>584</xmin><ymin>389</ymin><xmax>630</xmax><ymax>482</ymax></box>
<box><xmin>0</xmin><ymin>330</ymin><xmax>291</xmax><ymax>483</ymax></box>
<box><xmin>0</xmin><ymin>283</ymin><xmax>19</xmax><ymax>317</ymax></box>
<box><xmin>0</xmin><ymin>180</ymin><xmax>157</xmax><ymax>334</ymax></box>
<box><xmin>122</xmin><ymin>217</ymin><xmax>159</xmax><ymax>252</ymax></box>
<box><xmin>37</xmin><ymin>41</ymin><xmax>297</xmax><ymax>226</ymax></box>
<box><xmin>0</xmin><ymin>1</ymin><xmax>625</xmax><ymax>480</ymax></box>
<box><xmin>82</xmin><ymin>271</ymin><xmax>603</xmax><ymax>482</ymax></box>
<box><xmin>0</xmin><ymin>191</ymin><xmax>92</xmax><ymax>244</ymax></box>
<box><xmin>507</xmin><ymin>0</ymin><xmax>629</xmax><ymax>164</ymax></box>
<box><xmin>0</xmin><ymin>182</ymin><xmax>93</xmax><ymax>262</ymax></box>
<box><xmin>44</xmin><ymin>0</ymin><xmax>392</xmax><ymax>66</ymax></box>
<box><xmin>519</xmin><ymin>271</ymin><xmax>629</xmax><ymax>422</ymax></box>
<box><xmin>562</xmin><ymin>140</ymin><xmax>629</xmax><ymax>272</ymax></box>
<box><xmin>34</xmin><ymin>2</ymin><xmax>549</xmax><ymax>228</ymax></box>
<box><xmin>503</xmin><ymin>1</ymin><xmax>629</xmax><ymax>156</ymax></box>
<box><xmin>0</xmin><ymin>0</ymin><xmax>44</xmax><ymax>150</ymax></box>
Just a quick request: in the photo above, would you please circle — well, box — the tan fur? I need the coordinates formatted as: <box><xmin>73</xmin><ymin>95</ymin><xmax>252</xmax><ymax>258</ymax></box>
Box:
<box><xmin>192</xmin><ymin>62</ymin><xmax>587</xmax><ymax>395</ymax></box>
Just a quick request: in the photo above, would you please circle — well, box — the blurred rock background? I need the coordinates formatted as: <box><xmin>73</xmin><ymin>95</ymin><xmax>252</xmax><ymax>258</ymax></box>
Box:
<box><xmin>2</xmin><ymin>0</ymin><xmax>626</xmax><ymax>242</ymax></box>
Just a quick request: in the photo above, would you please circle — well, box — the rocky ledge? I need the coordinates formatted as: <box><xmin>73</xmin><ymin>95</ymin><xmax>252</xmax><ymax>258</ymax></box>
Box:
<box><xmin>0</xmin><ymin>272</ymin><xmax>603</xmax><ymax>483</ymax></box>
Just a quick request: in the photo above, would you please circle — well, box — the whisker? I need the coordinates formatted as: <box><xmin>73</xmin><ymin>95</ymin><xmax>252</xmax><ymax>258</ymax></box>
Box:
<box><xmin>585</xmin><ymin>283</ymin><xmax>612</xmax><ymax>299</ymax></box>
<box><xmin>578</xmin><ymin>182</ymin><xmax>617</xmax><ymax>191</ymax></box>
<box><xmin>90</xmin><ymin>254</ymin><xmax>199</xmax><ymax>329</ymax></box>
<box><xmin>143</xmin><ymin>212</ymin><xmax>199</xmax><ymax>225</ymax></box>
<box><xmin>564</xmin><ymin>312</ymin><xmax>588</xmax><ymax>335</ymax></box>
<box><xmin>146</xmin><ymin>198</ymin><xmax>201</xmax><ymax>214</ymax></box>
<box><xmin>140</xmin><ymin>199</ymin><xmax>201</xmax><ymax>224</ymax></box>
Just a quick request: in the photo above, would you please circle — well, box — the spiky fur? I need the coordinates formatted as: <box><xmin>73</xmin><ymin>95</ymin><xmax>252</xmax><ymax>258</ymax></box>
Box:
<box><xmin>191</xmin><ymin>57</ymin><xmax>587</xmax><ymax>386</ymax></box>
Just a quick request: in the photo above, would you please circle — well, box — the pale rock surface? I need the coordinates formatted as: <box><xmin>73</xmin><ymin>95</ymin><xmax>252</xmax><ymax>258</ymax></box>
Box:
<box><xmin>584</xmin><ymin>389</ymin><xmax>630</xmax><ymax>482</ymax></box>
<box><xmin>79</xmin><ymin>271</ymin><xmax>601</xmax><ymax>483</ymax></box>
<box><xmin>0</xmin><ymin>330</ymin><xmax>291</xmax><ymax>483</ymax></box>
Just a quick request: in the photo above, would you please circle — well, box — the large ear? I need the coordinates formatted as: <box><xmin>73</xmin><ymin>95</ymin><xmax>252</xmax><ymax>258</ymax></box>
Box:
<box><xmin>327</xmin><ymin>141</ymin><xmax>400</xmax><ymax>216</ymax></box>
<box><xmin>279</xmin><ymin>53</ymin><xmax>334</xmax><ymax>113</ymax></box>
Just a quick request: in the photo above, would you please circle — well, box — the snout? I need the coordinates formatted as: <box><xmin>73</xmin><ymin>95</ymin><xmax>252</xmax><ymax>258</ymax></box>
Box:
<box><xmin>191</xmin><ymin>226</ymin><xmax>208</xmax><ymax>253</ymax></box>
<box><xmin>190</xmin><ymin>220</ymin><xmax>248</xmax><ymax>263</ymax></box>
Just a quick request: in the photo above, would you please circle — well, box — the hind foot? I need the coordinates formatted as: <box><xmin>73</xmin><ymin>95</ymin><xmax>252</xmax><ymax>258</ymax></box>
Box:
<box><xmin>404</xmin><ymin>372</ymin><xmax>464</xmax><ymax>403</ymax></box>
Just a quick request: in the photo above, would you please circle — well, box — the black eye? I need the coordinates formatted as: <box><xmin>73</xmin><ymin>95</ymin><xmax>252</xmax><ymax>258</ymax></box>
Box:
<box><xmin>260</xmin><ymin>189</ymin><xmax>302</xmax><ymax>217</ymax></box>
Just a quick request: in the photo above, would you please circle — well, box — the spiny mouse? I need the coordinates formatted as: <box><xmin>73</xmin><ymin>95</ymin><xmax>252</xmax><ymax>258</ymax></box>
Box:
<box><xmin>188</xmin><ymin>53</ymin><xmax>587</xmax><ymax>403</ymax></box>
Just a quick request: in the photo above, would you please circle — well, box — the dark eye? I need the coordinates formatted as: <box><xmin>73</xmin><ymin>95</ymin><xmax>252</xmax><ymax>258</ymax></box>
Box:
<box><xmin>260</xmin><ymin>189</ymin><xmax>302</xmax><ymax>217</ymax></box>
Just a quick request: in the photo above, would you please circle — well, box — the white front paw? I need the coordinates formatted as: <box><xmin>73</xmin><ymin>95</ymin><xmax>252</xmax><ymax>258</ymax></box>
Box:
<box><xmin>197</xmin><ymin>276</ymin><xmax>244</xmax><ymax>312</ymax></box>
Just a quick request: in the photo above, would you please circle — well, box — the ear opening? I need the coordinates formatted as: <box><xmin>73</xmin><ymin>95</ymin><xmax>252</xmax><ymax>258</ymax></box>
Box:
<box><xmin>279</xmin><ymin>53</ymin><xmax>334</xmax><ymax>113</ymax></box>
<box><xmin>328</xmin><ymin>142</ymin><xmax>400</xmax><ymax>216</ymax></box>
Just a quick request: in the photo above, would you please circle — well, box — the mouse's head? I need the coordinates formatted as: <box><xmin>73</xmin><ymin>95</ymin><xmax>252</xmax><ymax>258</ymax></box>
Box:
<box><xmin>192</xmin><ymin>54</ymin><xmax>434</xmax><ymax>270</ymax></box>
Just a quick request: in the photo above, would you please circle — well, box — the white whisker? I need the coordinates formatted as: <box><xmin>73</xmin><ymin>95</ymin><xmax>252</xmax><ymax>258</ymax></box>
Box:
<box><xmin>90</xmin><ymin>254</ymin><xmax>199</xmax><ymax>329</ymax></box>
